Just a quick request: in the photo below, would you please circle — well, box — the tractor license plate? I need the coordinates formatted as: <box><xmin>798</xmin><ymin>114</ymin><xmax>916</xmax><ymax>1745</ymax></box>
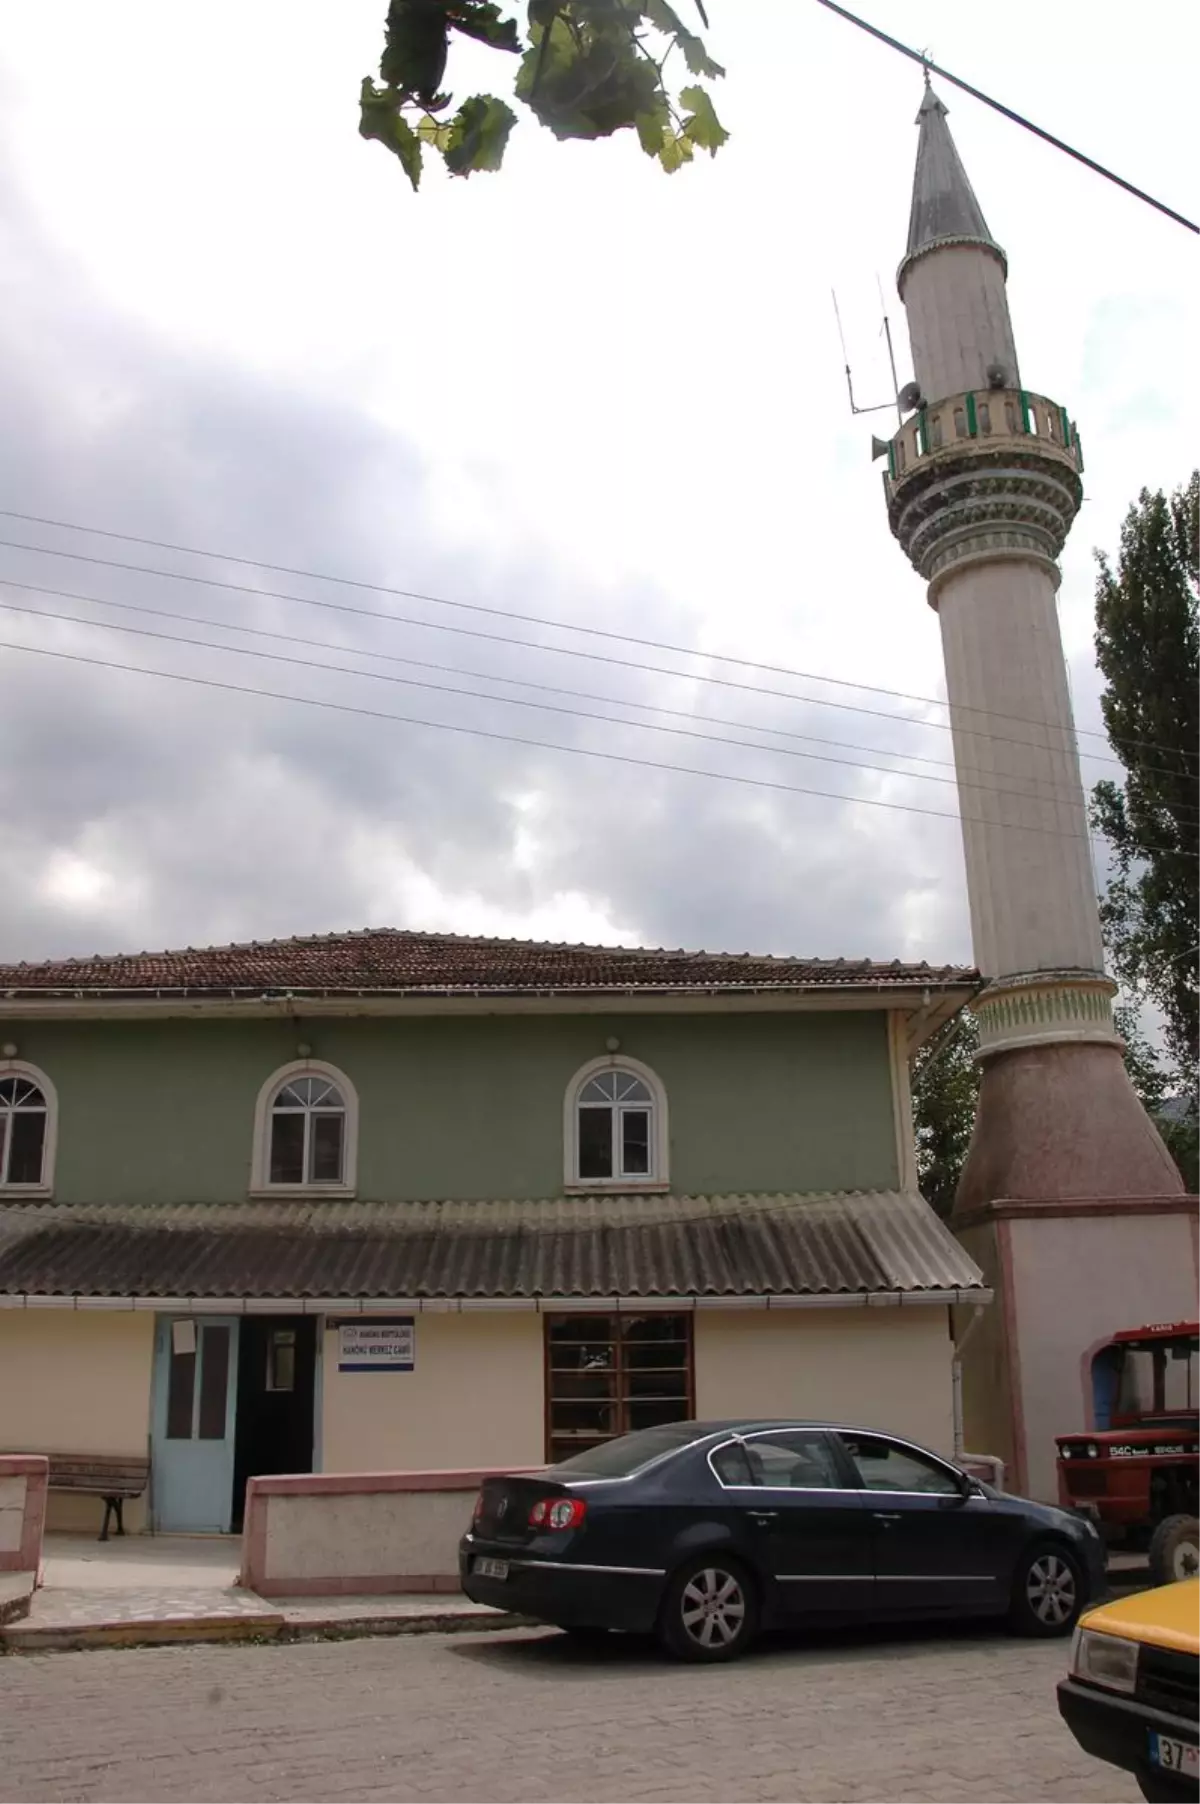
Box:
<box><xmin>474</xmin><ymin>1557</ymin><xmax>509</xmax><ymax>1581</ymax></box>
<box><xmin>1149</xmin><ymin>1733</ymin><xmax>1198</xmax><ymax>1779</ymax></box>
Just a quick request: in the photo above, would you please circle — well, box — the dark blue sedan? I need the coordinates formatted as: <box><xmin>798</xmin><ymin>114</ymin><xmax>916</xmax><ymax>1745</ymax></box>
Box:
<box><xmin>460</xmin><ymin>1420</ymin><xmax>1108</xmax><ymax>1662</ymax></box>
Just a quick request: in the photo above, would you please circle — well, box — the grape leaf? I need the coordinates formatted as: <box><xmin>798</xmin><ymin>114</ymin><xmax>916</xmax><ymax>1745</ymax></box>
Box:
<box><xmin>443</xmin><ymin>93</ymin><xmax>518</xmax><ymax>173</ymax></box>
<box><xmin>359</xmin><ymin>78</ymin><xmax>426</xmax><ymax>188</ymax></box>
<box><xmin>679</xmin><ymin>83</ymin><xmax>728</xmax><ymax>154</ymax></box>
<box><xmin>450</xmin><ymin>2</ymin><xmax>522</xmax><ymax>52</ymax></box>
<box><xmin>644</xmin><ymin>0</ymin><xmax>725</xmax><ymax>79</ymax></box>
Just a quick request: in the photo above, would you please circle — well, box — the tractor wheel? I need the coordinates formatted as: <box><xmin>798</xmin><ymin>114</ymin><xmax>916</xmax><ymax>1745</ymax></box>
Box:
<box><xmin>1148</xmin><ymin>1514</ymin><xmax>1199</xmax><ymax>1586</ymax></box>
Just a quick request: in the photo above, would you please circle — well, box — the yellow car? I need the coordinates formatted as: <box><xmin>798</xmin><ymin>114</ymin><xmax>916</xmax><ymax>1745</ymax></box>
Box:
<box><xmin>1058</xmin><ymin>1578</ymin><xmax>1198</xmax><ymax>1802</ymax></box>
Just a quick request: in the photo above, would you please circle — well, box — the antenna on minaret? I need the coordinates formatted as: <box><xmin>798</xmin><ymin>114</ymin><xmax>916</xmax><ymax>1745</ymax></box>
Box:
<box><xmin>830</xmin><ymin>288</ymin><xmax>903</xmax><ymax>417</ymax></box>
<box><xmin>876</xmin><ymin>273</ymin><xmax>904</xmax><ymax>426</ymax></box>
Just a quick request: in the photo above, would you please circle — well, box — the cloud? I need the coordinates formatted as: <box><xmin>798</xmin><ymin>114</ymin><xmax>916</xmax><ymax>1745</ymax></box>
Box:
<box><xmin>5</xmin><ymin>2</ymin><xmax>1189</xmax><ymax>974</ymax></box>
<box><xmin>1</xmin><ymin>151</ymin><xmax>973</xmax><ymax>970</ymax></box>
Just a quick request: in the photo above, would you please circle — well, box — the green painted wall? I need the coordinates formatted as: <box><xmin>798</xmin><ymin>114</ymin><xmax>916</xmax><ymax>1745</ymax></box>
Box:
<box><xmin>14</xmin><ymin>1010</ymin><xmax>900</xmax><ymax>1203</ymax></box>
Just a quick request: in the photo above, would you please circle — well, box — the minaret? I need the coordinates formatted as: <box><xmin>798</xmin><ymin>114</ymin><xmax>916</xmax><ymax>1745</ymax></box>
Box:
<box><xmin>880</xmin><ymin>81</ymin><xmax>1194</xmax><ymax>1499</ymax></box>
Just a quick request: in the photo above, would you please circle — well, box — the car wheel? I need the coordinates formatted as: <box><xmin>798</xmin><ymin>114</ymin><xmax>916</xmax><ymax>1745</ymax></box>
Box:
<box><xmin>1008</xmin><ymin>1542</ymin><xmax>1083</xmax><ymax>1637</ymax></box>
<box><xmin>658</xmin><ymin>1555</ymin><xmax>759</xmax><ymax>1663</ymax></box>
<box><xmin>1148</xmin><ymin>1514</ymin><xmax>1200</xmax><ymax>1587</ymax></box>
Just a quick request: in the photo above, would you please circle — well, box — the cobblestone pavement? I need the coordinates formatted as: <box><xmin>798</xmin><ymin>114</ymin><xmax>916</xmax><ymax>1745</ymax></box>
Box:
<box><xmin>0</xmin><ymin>1624</ymin><xmax>1138</xmax><ymax>1804</ymax></box>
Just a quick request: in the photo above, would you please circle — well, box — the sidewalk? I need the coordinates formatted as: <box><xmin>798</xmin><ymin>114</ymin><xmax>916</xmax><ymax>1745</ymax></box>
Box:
<box><xmin>3</xmin><ymin>1534</ymin><xmax>1150</xmax><ymax>1656</ymax></box>
<box><xmin>2</xmin><ymin>1533</ymin><xmax>517</xmax><ymax>1653</ymax></box>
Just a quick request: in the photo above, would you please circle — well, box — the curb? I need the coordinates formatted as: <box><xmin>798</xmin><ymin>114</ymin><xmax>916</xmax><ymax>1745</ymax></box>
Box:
<box><xmin>2</xmin><ymin>1607</ymin><xmax>526</xmax><ymax>1655</ymax></box>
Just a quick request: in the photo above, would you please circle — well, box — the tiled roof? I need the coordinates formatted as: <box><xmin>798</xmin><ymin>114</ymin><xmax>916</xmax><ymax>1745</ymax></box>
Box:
<box><xmin>0</xmin><ymin>1192</ymin><xmax>985</xmax><ymax>1300</ymax></box>
<box><xmin>0</xmin><ymin>928</ymin><xmax>977</xmax><ymax>998</ymax></box>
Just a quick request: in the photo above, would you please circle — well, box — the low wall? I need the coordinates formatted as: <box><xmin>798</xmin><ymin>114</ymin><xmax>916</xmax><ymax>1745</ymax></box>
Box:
<box><xmin>241</xmin><ymin>1468</ymin><xmax>532</xmax><ymax>1598</ymax></box>
<box><xmin>0</xmin><ymin>1455</ymin><xmax>48</xmax><ymax>1576</ymax></box>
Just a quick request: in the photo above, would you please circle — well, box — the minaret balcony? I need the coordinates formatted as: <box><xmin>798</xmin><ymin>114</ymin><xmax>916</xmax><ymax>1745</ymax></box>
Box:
<box><xmin>881</xmin><ymin>388</ymin><xmax>1085</xmax><ymax>593</ymax></box>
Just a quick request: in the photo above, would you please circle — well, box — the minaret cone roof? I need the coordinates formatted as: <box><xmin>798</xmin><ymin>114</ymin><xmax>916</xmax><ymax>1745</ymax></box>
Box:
<box><xmin>903</xmin><ymin>80</ymin><xmax>1004</xmax><ymax>275</ymax></box>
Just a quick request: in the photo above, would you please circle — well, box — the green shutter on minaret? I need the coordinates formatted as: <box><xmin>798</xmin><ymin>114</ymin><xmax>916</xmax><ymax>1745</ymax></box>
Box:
<box><xmin>887</xmin><ymin>439</ymin><xmax>897</xmax><ymax>480</ymax></box>
<box><xmin>1018</xmin><ymin>390</ymin><xmax>1032</xmax><ymax>433</ymax></box>
<box><xmin>1060</xmin><ymin>406</ymin><xmax>1071</xmax><ymax>448</ymax></box>
<box><xmin>965</xmin><ymin>391</ymin><xmax>978</xmax><ymax>437</ymax></box>
<box><xmin>917</xmin><ymin>408</ymin><xmax>929</xmax><ymax>455</ymax></box>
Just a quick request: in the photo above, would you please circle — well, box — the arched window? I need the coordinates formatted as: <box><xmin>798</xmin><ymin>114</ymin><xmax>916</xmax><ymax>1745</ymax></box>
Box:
<box><xmin>0</xmin><ymin>1061</ymin><xmax>56</xmax><ymax>1190</ymax></box>
<box><xmin>565</xmin><ymin>1057</ymin><xmax>668</xmax><ymax>1188</ymax></box>
<box><xmin>252</xmin><ymin>1061</ymin><xmax>357</xmax><ymax>1193</ymax></box>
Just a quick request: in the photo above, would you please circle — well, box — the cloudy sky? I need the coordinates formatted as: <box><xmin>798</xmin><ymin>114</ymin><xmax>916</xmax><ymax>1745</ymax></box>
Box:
<box><xmin>0</xmin><ymin>0</ymin><xmax>1195</xmax><ymax>967</ymax></box>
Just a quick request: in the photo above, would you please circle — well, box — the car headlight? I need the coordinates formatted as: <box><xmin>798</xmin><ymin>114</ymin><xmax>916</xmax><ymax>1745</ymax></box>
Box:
<box><xmin>1071</xmin><ymin>1628</ymin><xmax>1139</xmax><ymax>1694</ymax></box>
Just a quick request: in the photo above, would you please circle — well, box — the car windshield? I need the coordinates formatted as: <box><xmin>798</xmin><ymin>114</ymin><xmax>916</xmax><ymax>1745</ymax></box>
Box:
<box><xmin>548</xmin><ymin>1422</ymin><xmax>702</xmax><ymax>1478</ymax></box>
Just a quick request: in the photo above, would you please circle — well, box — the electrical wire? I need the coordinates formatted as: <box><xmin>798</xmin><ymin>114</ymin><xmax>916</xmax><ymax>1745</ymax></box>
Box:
<box><xmin>0</xmin><ymin>533</ymin><xmax>1160</xmax><ymax>773</ymax></box>
<box><xmin>0</xmin><ymin>511</ymin><xmax>1164</xmax><ymax>759</ymax></box>
<box><xmin>813</xmin><ymin>0</ymin><xmax>1199</xmax><ymax>235</ymax></box>
<box><xmin>3</xmin><ymin>633</ymin><xmax>1191</xmax><ymax>858</ymax></box>
<box><xmin>6</xmin><ymin>577</ymin><xmax>1168</xmax><ymax>822</ymax></box>
<box><xmin>1</xmin><ymin>590</ymin><xmax>1135</xmax><ymax>819</ymax></box>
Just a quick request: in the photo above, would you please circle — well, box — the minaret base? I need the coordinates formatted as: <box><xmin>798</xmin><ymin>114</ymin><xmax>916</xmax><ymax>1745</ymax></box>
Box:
<box><xmin>953</xmin><ymin>1197</ymin><xmax>1198</xmax><ymax>1501</ymax></box>
<box><xmin>951</xmin><ymin>1034</ymin><xmax>1195</xmax><ymax>1502</ymax></box>
<box><xmin>957</xmin><ymin>1040</ymin><xmax>1187</xmax><ymax>1212</ymax></box>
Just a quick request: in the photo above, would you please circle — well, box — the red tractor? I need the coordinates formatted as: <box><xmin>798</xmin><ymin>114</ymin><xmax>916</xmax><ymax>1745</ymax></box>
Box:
<box><xmin>1056</xmin><ymin>1321</ymin><xmax>1199</xmax><ymax>1586</ymax></box>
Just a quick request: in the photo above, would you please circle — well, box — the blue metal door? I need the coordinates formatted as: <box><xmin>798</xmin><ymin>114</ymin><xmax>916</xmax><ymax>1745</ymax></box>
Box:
<box><xmin>151</xmin><ymin>1316</ymin><xmax>240</xmax><ymax>1532</ymax></box>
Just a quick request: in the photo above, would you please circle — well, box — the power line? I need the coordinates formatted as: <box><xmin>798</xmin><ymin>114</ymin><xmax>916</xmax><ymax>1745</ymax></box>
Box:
<box><xmin>0</xmin><ymin>532</ymin><xmax>1148</xmax><ymax>770</ymax></box>
<box><xmin>5</xmin><ymin>633</ymin><xmax>1189</xmax><ymax>858</ymax></box>
<box><xmin>6</xmin><ymin>533</ymin><xmax>1193</xmax><ymax>794</ymax></box>
<box><xmin>813</xmin><ymin>0</ymin><xmax>1200</xmax><ymax>235</ymax></box>
<box><xmin>5</xmin><ymin>578</ymin><xmax>1161</xmax><ymax>821</ymax></box>
<box><xmin>0</xmin><ymin>637</ymin><xmax>974</xmax><ymax>828</ymax></box>
<box><xmin>4</xmin><ymin>590</ymin><xmax>1140</xmax><ymax>821</ymax></box>
<box><xmin>4</xmin><ymin>576</ymin><xmax>970</xmax><ymax>777</ymax></box>
<box><xmin>0</xmin><ymin>512</ymin><xmax>1150</xmax><ymax>757</ymax></box>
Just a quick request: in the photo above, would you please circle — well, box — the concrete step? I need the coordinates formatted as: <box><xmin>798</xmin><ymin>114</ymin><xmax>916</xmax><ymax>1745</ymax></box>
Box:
<box><xmin>1</xmin><ymin>1583</ymin><xmax>521</xmax><ymax>1653</ymax></box>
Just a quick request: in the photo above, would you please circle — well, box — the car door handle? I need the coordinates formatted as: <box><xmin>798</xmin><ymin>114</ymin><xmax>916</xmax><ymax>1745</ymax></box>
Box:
<box><xmin>873</xmin><ymin>1512</ymin><xmax>903</xmax><ymax>1524</ymax></box>
<box><xmin>747</xmin><ymin>1511</ymin><xmax>779</xmax><ymax>1524</ymax></box>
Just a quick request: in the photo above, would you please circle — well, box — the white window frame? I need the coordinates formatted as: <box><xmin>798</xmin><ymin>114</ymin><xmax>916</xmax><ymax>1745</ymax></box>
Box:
<box><xmin>563</xmin><ymin>1055</ymin><xmax>669</xmax><ymax>1192</ymax></box>
<box><xmin>251</xmin><ymin>1059</ymin><xmax>358</xmax><ymax>1197</ymax></box>
<box><xmin>0</xmin><ymin>1059</ymin><xmax>57</xmax><ymax>1195</ymax></box>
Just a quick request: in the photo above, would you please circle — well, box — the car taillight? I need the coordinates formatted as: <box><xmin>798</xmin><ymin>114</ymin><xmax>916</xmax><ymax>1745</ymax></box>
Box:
<box><xmin>472</xmin><ymin>1491</ymin><xmax>485</xmax><ymax>1524</ymax></box>
<box><xmin>528</xmin><ymin>1496</ymin><xmax>587</xmax><ymax>1531</ymax></box>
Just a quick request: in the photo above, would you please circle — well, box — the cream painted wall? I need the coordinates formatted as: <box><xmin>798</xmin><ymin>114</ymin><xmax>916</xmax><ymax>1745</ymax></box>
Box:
<box><xmin>320</xmin><ymin>1312</ymin><xmax>546</xmax><ymax>1473</ymax></box>
<box><xmin>694</xmin><ymin>1307</ymin><xmax>955</xmax><ymax>1455</ymax></box>
<box><xmin>901</xmin><ymin>244</ymin><xmax>1020</xmax><ymax>404</ymax></box>
<box><xmin>1009</xmin><ymin>1211</ymin><xmax>1199</xmax><ymax>1503</ymax></box>
<box><xmin>954</xmin><ymin>1225</ymin><xmax>1014</xmax><ymax>1478</ymax></box>
<box><xmin>937</xmin><ymin>557</ymin><xmax>1104</xmax><ymax>982</ymax></box>
<box><xmin>0</xmin><ymin>1311</ymin><xmax>155</xmax><ymax>1532</ymax></box>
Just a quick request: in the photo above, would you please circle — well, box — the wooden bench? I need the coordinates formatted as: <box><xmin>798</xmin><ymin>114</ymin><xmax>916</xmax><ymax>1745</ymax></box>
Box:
<box><xmin>46</xmin><ymin>1454</ymin><xmax>151</xmax><ymax>1542</ymax></box>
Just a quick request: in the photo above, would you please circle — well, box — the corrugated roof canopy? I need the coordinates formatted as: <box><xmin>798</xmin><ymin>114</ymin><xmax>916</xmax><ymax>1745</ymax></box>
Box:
<box><xmin>0</xmin><ymin>1192</ymin><xmax>984</xmax><ymax>1301</ymax></box>
<box><xmin>0</xmin><ymin>927</ymin><xmax>976</xmax><ymax>999</ymax></box>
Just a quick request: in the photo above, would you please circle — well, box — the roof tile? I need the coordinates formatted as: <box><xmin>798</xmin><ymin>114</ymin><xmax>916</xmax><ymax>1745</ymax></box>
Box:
<box><xmin>0</xmin><ymin>928</ymin><xmax>976</xmax><ymax>998</ymax></box>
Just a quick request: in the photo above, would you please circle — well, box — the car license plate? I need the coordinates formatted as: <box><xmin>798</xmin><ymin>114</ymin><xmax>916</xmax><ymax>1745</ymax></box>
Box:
<box><xmin>1149</xmin><ymin>1733</ymin><xmax>1199</xmax><ymax>1779</ymax></box>
<box><xmin>474</xmin><ymin>1557</ymin><xmax>509</xmax><ymax>1581</ymax></box>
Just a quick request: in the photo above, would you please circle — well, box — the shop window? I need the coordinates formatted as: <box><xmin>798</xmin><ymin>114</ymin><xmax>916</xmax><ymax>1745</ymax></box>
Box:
<box><xmin>545</xmin><ymin>1313</ymin><xmax>692</xmax><ymax>1465</ymax></box>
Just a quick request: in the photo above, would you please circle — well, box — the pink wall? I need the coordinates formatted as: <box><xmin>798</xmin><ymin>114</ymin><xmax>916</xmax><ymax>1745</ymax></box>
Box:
<box><xmin>0</xmin><ymin>1454</ymin><xmax>48</xmax><ymax>1576</ymax></box>
<box><xmin>241</xmin><ymin>1467</ymin><xmax>534</xmax><ymax>1598</ymax></box>
<box><xmin>1008</xmin><ymin>1210</ymin><xmax>1198</xmax><ymax>1501</ymax></box>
